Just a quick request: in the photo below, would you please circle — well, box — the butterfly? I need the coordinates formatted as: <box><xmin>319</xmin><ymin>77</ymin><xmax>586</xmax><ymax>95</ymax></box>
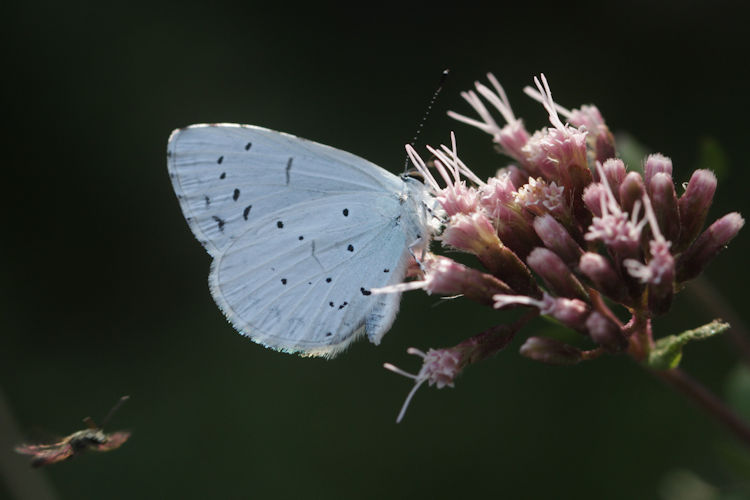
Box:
<box><xmin>15</xmin><ymin>396</ymin><xmax>131</xmax><ymax>467</ymax></box>
<box><xmin>167</xmin><ymin>124</ymin><xmax>436</xmax><ymax>358</ymax></box>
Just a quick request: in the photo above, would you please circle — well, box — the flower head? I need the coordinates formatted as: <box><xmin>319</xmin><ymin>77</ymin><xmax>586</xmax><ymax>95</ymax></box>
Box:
<box><xmin>384</xmin><ymin>348</ymin><xmax>461</xmax><ymax>423</ymax></box>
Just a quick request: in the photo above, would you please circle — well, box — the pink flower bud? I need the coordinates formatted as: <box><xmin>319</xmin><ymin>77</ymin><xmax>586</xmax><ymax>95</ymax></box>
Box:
<box><xmin>443</xmin><ymin>212</ymin><xmax>500</xmax><ymax>257</ymax></box>
<box><xmin>644</xmin><ymin>153</ymin><xmax>673</xmax><ymax>186</ymax></box>
<box><xmin>648</xmin><ymin>173</ymin><xmax>680</xmax><ymax>244</ymax></box>
<box><xmin>585</xmin><ymin>312</ymin><xmax>627</xmax><ymax>352</ymax></box>
<box><xmin>519</xmin><ymin>336</ymin><xmax>582</xmax><ymax>365</ymax></box>
<box><xmin>583</xmin><ymin>183</ymin><xmax>607</xmax><ymax>217</ymax></box>
<box><xmin>384</xmin><ymin>347</ymin><xmax>461</xmax><ymax>423</ymax></box>
<box><xmin>527</xmin><ymin>248</ymin><xmax>587</xmax><ymax>301</ymax></box>
<box><xmin>677</xmin><ymin>169</ymin><xmax>717</xmax><ymax>251</ymax></box>
<box><xmin>480</xmin><ymin>174</ymin><xmax>516</xmax><ymax>212</ymax></box>
<box><xmin>424</xmin><ymin>256</ymin><xmax>513</xmax><ymax>305</ymax></box>
<box><xmin>568</xmin><ymin>105</ymin><xmax>616</xmax><ymax>163</ymax></box>
<box><xmin>579</xmin><ymin>252</ymin><xmax>628</xmax><ymax>303</ymax></box>
<box><xmin>443</xmin><ymin>213</ymin><xmax>539</xmax><ymax>297</ymax></box>
<box><xmin>533</xmin><ymin>214</ymin><xmax>583</xmax><ymax>266</ymax></box>
<box><xmin>619</xmin><ymin>171</ymin><xmax>646</xmax><ymax>216</ymax></box>
<box><xmin>489</xmin><ymin>203</ymin><xmax>542</xmax><ymax>260</ymax></box>
<box><xmin>435</xmin><ymin>182</ymin><xmax>480</xmax><ymax>217</ymax></box>
<box><xmin>676</xmin><ymin>212</ymin><xmax>745</xmax><ymax>282</ymax></box>
<box><xmin>600</xmin><ymin>159</ymin><xmax>627</xmax><ymax>201</ymax></box>
<box><xmin>498</xmin><ymin>121</ymin><xmax>532</xmax><ymax>166</ymax></box>
<box><xmin>493</xmin><ymin>292</ymin><xmax>589</xmax><ymax>331</ymax></box>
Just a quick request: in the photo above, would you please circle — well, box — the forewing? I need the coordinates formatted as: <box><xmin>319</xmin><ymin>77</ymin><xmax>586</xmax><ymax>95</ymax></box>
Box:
<box><xmin>167</xmin><ymin>124</ymin><xmax>402</xmax><ymax>256</ymax></box>
<box><xmin>15</xmin><ymin>443</ymin><xmax>74</xmax><ymax>467</ymax></box>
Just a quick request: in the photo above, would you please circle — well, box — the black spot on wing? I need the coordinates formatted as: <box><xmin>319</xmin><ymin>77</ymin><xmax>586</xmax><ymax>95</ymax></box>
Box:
<box><xmin>343</xmin><ymin>208</ymin><xmax>349</xmax><ymax>216</ymax></box>
<box><xmin>220</xmin><ymin>172</ymin><xmax>226</xmax><ymax>179</ymax></box>
<box><xmin>281</xmin><ymin>279</ymin><xmax>287</xmax><ymax>285</ymax></box>
<box><xmin>243</xmin><ymin>205</ymin><xmax>252</xmax><ymax>220</ymax></box>
<box><xmin>347</xmin><ymin>244</ymin><xmax>354</xmax><ymax>252</ymax></box>
<box><xmin>217</xmin><ymin>156</ymin><xmax>224</xmax><ymax>164</ymax></box>
<box><xmin>326</xmin><ymin>277</ymin><xmax>332</xmax><ymax>283</ymax></box>
<box><xmin>360</xmin><ymin>288</ymin><xmax>371</xmax><ymax>296</ymax></box>
<box><xmin>384</xmin><ymin>269</ymin><xmax>390</xmax><ymax>273</ymax></box>
<box><xmin>233</xmin><ymin>188</ymin><xmax>240</xmax><ymax>201</ymax></box>
<box><xmin>329</xmin><ymin>302</ymin><xmax>334</xmax><ymax>308</ymax></box>
<box><xmin>338</xmin><ymin>302</ymin><xmax>348</xmax><ymax>309</ymax></box>
<box><xmin>277</xmin><ymin>221</ymin><xmax>284</xmax><ymax>228</ymax></box>
<box><xmin>298</xmin><ymin>235</ymin><xmax>304</xmax><ymax>240</ymax></box>
<box><xmin>245</xmin><ymin>142</ymin><xmax>252</xmax><ymax>151</ymax></box>
<box><xmin>285</xmin><ymin>158</ymin><xmax>293</xmax><ymax>185</ymax></box>
<box><xmin>212</xmin><ymin>216</ymin><xmax>225</xmax><ymax>232</ymax></box>
<box><xmin>204</xmin><ymin>196</ymin><xmax>210</xmax><ymax>207</ymax></box>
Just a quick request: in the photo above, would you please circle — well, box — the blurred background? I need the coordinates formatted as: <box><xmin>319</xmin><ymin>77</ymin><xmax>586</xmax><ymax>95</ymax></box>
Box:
<box><xmin>3</xmin><ymin>1</ymin><xmax>750</xmax><ymax>498</ymax></box>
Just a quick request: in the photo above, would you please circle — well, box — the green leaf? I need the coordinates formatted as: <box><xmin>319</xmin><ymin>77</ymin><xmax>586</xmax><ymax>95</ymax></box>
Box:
<box><xmin>647</xmin><ymin>320</ymin><xmax>730</xmax><ymax>370</ymax></box>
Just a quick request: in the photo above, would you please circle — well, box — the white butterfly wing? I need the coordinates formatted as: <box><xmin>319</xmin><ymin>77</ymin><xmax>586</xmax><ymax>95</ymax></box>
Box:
<box><xmin>167</xmin><ymin>124</ymin><xmax>430</xmax><ymax>357</ymax></box>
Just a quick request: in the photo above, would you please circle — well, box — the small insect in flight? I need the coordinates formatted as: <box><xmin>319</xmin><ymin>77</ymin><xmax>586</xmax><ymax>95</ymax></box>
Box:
<box><xmin>15</xmin><ymin>395</ymin><xmax>131</xmax><ymax>467</ymax></box>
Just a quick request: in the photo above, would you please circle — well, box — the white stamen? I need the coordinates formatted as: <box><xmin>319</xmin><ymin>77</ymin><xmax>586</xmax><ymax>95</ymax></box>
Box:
<box><xmin>405</xmin><ymin>145</ymin><xmax>440</xmax><ymax>191</ymax></box>
<box><xmin>493</xmin><ymin>293</ymin><xmax>544</xmax><ymax>310</ymax></box>
<box><xmin>530</xmin><ymin>74</ymin><xmax>567</xmax><ymax>132</ymax></box>
<box><xmin>371</xmin><ymin>280</ymin><xmax>428</xmax><ymax>295</ymax></box>
<box><xmin>383</xmin><ymin>362</ymin><xmax>418</xmax><ymax>380</ymax></box>
<box><xmin>523</xmin><ymin>84</ymin><xmax>573</xmax><ymax>120</ymax></box>
<box><xmin>486</xmin><ymin>73</ymin><xmax>515</xmax><ymax>121</ymax></box>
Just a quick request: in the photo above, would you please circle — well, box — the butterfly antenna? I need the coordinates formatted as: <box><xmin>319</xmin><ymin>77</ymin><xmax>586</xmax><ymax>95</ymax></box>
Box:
<box><xmin>100</xmin><ymin>395</ymin><xmax>130</xmax><ymax>428</ymax></box>
<box><xmin>403</xmin><ymin>69</ymin><xmax>450</xmax><ymax>173</ymax></box>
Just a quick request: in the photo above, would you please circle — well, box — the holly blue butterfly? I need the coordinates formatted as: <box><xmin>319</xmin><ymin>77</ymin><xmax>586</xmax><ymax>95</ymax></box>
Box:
<box><xmin>167</xmin><ymin>124</ymin><xmax>436</xmax><ymax>358</ymax></box>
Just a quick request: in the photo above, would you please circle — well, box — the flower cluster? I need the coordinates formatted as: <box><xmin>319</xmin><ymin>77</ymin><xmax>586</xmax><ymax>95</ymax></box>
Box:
<box><xmin>380</xmin><ymin>74</ymin><xmax>744</xmax><ymax>421</ymax></box>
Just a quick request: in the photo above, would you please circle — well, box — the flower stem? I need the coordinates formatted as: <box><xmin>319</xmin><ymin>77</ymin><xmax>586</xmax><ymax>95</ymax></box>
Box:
<box><xmin>652</xmin><ymin>367</ymin><xmax>750</xmax><ymax>449</ymax></box>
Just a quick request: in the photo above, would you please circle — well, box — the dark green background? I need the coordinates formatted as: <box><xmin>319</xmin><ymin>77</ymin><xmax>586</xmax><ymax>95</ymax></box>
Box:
<box><xmin>3</xmin><ymin>2</ymin><xmax>750</xmax><ymax>499</ymax></box>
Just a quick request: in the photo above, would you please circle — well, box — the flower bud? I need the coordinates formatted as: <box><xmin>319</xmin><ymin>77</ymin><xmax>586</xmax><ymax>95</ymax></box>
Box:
<box><xmin>480</xmin><ymin>175</ymin><xmax>516</xmax><ymax>214</ymax></box>
<box><xmin>569</xmin><ymin>105</ymin><xmax>616</xmax><ymax>164</ymax></box>
<box><xmin>594</xmin><ymin>127</ymin><xmax>616</xmax><ymax>164</ymax></box>
<box><xmin>619</xmin><ymin>171</ymin><xmax>646</xmax><ymax>216</ymax></box>
<box><xmin>583</xmin><ymin>183</ymin><xmax>606</xmax><ymax>217</ymax></box>
<box><xmin>493</xmin><ymin>205</ymin><xmax>543</xmax><ymax>260</ymax></box>
<box><xmin>648</xmin><ymin>173</ymin><xmax>680</xmax><ymax>244</ymax></box>
<box><xmin>519</xmin><ymin>336</ymin><xmax>582</xmax><ymax>365</ymax></box>
<box><xmin>527</xmin><ymin>248</ymin><xmax>588</xmax><ymax>301</ymax></box>
<box><xmin>585</xmin><ymin>312</ymin><xmax>627</xmax><ymax>352</ymax></box>
<box><xmin>546</xmin><ymin>296</ymin><xmax>591</xmax><ymax>330</ymax></box>
<box><xmin>533</xmin><ymin>214</ymin><xmax>583</xmax><ymax>267</ymax></box>
<box><xmin>579</xmin><ymin>252</ymin><xmax>628</xmax><ymax>303</ymax></box>
<box><xmin>493</xmin><ymin>292</ymin><xmax>589</xmax><ymax>331</ymax></box>
<box><xmin>443</xmin><ymin>212</ymin><xmax>501</xmax><ymax>259</ymax></box>
<box><xmin>497</xmin><ymin>121</ymin><xmax>532</xmax><ymax>167</ymax></box>
<box><xmin>565</xmin><ymin>161</ymin><xmax>595</xmax><ymax>225</ymax></box>
<box><xmin>444</xmin><ymin>212</ymin><xmax>540</xmax><ymax>297</ymax></box>
<box><xmin>600</xmin><ymin>159</ymin><xmax>626</xmax><ymax>201</ymax></box>
<box><xmin>676</xmin><ymin>169</ymin><xmax>717</xmax><ymax>251</ymax></box>
<box><xmin>676</xmin><ymin>212</ymin><xmax>745</xmax><ymax>282</ymax></box>
<box><xmin>424</xmin><ymin>255</ymin><xmax>513</xmax><ymax>305</ymax></box>
<box><xmin>644</xmin><ymin>153</ymin><xmax>673</xmax><ymax>186</ymax></box>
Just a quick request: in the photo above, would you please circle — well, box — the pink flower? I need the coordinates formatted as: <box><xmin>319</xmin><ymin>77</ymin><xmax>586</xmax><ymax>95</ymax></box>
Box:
<box><xmin>384</xmin><ymin>348</ymin><xmax>461</xmax><ymax>423</ymax></box>
<box><xmin>447</xmin><ymin>73</ymin><xmax>532</xmax><ymax>166</ymax></box>
<box><xmin>405</xmin><ymin>133</ymin><xmax>483</xmax><ymax>217</ymax></box>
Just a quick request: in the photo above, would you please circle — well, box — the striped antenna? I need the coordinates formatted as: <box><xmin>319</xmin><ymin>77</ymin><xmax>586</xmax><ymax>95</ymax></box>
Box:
<box><xmin>404</xmin><ymin>69</ymin><xmax>450</xmax><ymax>172</ymax></box>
